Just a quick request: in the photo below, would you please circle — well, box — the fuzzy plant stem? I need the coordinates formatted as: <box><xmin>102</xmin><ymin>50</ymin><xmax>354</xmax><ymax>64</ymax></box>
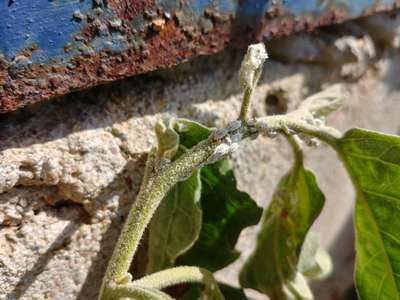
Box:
<box><xmin>238</xmin><ymin>43</ymin><xmax>268</xmax><ymax>122</ymax></box>
<box><xmin>132</xmin><ymin>266</ymin><xmax>216</xmax><ymax>290</ymax></box>
<box><xmin>99</xmin><ymin>140</ymin><xmax>219</xmax><ymax>299</ymax></box>
<box><xmin>239</xmin><ymin>87</ymin><xmax>253</xmax><ymax>121</ymax></box>
<box><xmin>107</xmin><ymin>284</ymin><xmax>173</xmax><ymax>300</ymax></box>
<box><xmin>99</xmin><ymin>114</ymin><xmax>340</xmax><ymax>299</ymax></box>
<box><xmin>255</xmin><ymin>115</ymin><xmax>341</xmax><ymax>145</ymax></box>
<box><xmin>98</xmin><ymin>40</ymin><xmax>345</xmax><ymax>299</ymax></box>
<box><xmin>285</xmin><ymin>134</ymin><xmax>304</xmax><ymax>166</ymax></box>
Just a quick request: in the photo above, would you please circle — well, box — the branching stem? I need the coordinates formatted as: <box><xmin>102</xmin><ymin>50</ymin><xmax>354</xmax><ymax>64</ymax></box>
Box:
<box><xmin>107</xmin><ymin>283</ymin><xmax>173</xmax><ymax>300</ymax></box>
<box><xmin>98</xmin><ymin>41</ymin><xmax>346</xmax><ymax>300</ymax></box>
<box><xmin>100</xmin><ymin>101</ymin><xmax>342</xmax><ymax>300</ymax></box>
<box><xmin>99</xmin><ymin>140</ymin><xmax>219</xmax><ymax>299</ymax></box>
<box><xmin>255</xmin><ymin>115</ymin><xmax>341</xmax><ymax>146</ymax></box>
<box><xmin>239</xmin><ymin>88</ymin><xmax>253</xmax><ymax>121</ymax></box>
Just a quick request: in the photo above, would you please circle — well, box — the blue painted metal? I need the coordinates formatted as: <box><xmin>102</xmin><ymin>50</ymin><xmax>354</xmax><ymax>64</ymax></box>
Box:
<box><xmin>0</xmin><ymin>1</ymin><xmax>91</xmax><ymax>61</ymax></box>
<box><xmin>0</xmin><ymin>0</ymin><xmax>399</xmax><ymax>112</ymax></box>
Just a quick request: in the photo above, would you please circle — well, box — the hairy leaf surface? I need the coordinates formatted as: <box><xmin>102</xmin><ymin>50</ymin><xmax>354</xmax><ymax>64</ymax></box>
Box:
<box><xmin>173</xmin><ymin>119</ymin><xmax>211</xmax><ymax>149</ymax></box>
<box><xmin>147</xmin><ymin>168</ymin><xmax>202</xmax><ymax>273</ymax></box>
<box><xmin>336</xmin><ymin>129</ymin><xmax>400</xmax><ymax>300</ymax></box>
<box><xmin>239</xmin><ymin>156</ymin><xmax>325</xmax><ymax>299</ymax></box>
<box><xmin>147</xmin><ymin>119</ymin><xmax>208</xmax><ymax>273</ymax></box>
<box><xmin>179</xmin><ymin>159</ymin><xmax>263</xmax><ymax>271</ymax></box>
<box><xmin>148</xmin><ymin>119</ymin><xmax>261</xmax><ymax>275</ymax></box>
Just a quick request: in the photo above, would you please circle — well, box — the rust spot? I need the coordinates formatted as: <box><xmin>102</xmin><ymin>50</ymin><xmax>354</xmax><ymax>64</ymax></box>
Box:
<box><xmin>107</xmin><ymin>0</ymin><xmax>155</xmax><ymax>21</ymax></box>
<box><xmin>1</xmin><ymin>4</ymin><xmax>398</xmax><ymax>113</ymax></box>
<box><xmin>258</xmin><ymin>7</ymin><xmax>348</xmax><ymax>40</ymax></box>
<box><xmin>0</xmin><ymin>18</ymin><xmax>234</xmax><ymax>113</ymax></box>
<box><xmin>152</xmin><ymin>18</ymin><xmax>166</xmax><ymax>32</ymax></box>
<box><xmin>281</xmin><ymin>209</ymin><xmax>289</xmax><ymax>219</ymax></box>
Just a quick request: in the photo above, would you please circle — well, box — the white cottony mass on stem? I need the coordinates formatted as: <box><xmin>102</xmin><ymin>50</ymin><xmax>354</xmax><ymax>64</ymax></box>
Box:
<box><xmin>238</xmin><ymin>43</ymin><xmax>268</xmax><ymax>121</ymax></box>
<box><xmin>239</xmin><ymin>43</ymin><xmax>268</xmax><ymax>91</ymax></box>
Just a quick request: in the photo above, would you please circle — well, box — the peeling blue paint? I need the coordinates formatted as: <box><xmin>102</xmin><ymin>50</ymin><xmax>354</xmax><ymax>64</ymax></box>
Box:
<box><xmin>284</xmin><ymin>0</ymin><xmax>394</xmax><ymax>17</ymax></box>
<box><xmin>284</xmin><ymin>0</ymin><xmax>325</xmax><ymax>14</ymax></box>
<box><xmin>0</xmin><ymin>0</ymin><xmax>397</xmax><ymax>64</ymax></box>
<box><xmin>1</xmin><ymin>0</ymin><xmax>398</xmax><ymax>110</ymax></box>
<box><xmin>0</xmin><ymin>0</ymin><xmax>91</xmax><ymax>61</ymax></box>
<box><xmin>240</xmin><ymin>0</ymin><xmax>270</xmax><ymax>17</ymax></box>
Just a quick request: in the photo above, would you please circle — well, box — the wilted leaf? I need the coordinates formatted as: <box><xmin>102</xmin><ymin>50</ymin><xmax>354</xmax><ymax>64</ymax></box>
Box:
<box><xmin>299</xmin><ymin>84</ymin><xmax>347</xmax><ymax>118</ymax></box>
<box><xmin>239</xmin><ymin>152</ymin><xmax>325</xmax><ymax>299</ymax></box>
<box><xmin>335</xmin><ymin>128</ymin><xmax>400</xmax><ymax>299</ymax></box>
<box><xmin>298</xmin><ymin>232</ymin><xmax>332</xmax><ymax>279</ymax></box>
<box><xmin>179</xmin><ymin>159</ymin><xmax>263</xmax><ymax>272</ymax></box>
<box><xmin>283</xmin><ymin>273</ymin><xmax>313</xmax><ymax>300</ymax></box>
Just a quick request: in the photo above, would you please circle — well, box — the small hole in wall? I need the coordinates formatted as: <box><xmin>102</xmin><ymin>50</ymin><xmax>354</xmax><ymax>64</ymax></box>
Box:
<box><xmin>265</xmin><ymin>89</ymin><xmax>288</xmax><ymax>115</ymax></box>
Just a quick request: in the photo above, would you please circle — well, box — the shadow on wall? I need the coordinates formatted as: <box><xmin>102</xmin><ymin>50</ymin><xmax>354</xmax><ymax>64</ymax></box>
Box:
<box><xmin>0</xmin><ymin>49</ymin><xmax>249</xmax><ymax>299</ymax></box>
<box><xmin>0</xmin><ymin>49</ymin><xmax>243</xmax><ymax>152</ymax></box>
<box><xmin>4</xmin><ymin>157</ymin><xmax>147</xmax><ymax>300</ymax></box>
<box><xmin>2</xmin><ymin>11</ymin><xmax>400</xmax><ymax>299</ymax></box>
<box><xmin>0</xmin><ymin>0</ymin><xmax>270</xmax><ymax>154</ymax></box>
<box><xmin>75</xmin><ymin>158</ymin><xmax>149</xmax><ymax>300</ymax></box>
<box><xmin>312</xmin><ymin>217</ymin><xmax>356</xmax><ymax>300</ymax></box>
<box><xmin>5</xmin><ymin>203</ymin><xmax>90</xmax><ymax>300</ymax></box>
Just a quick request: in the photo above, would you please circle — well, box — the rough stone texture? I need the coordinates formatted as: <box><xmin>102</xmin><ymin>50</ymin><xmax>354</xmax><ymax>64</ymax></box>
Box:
<box><xmin>1</xmin><ymin>13</ymin><xmax>400</xmax><ymax>300</ymax></box>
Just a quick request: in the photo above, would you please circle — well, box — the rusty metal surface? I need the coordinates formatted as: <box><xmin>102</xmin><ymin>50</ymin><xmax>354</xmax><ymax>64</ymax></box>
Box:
<box><xmin>1</xmin><ymin>0</ymin><xmax>399</xmax><ymax>113</ymax></box>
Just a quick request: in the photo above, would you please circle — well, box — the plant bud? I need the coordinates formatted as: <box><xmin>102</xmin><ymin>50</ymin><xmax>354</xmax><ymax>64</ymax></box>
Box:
<box><xmin>239</xmin><ymin>43</ymin><xmax>268</xmax><ymax>91</ymax></box>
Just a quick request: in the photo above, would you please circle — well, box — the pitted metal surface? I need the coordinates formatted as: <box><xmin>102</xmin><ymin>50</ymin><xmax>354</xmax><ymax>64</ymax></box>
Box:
<box><xmin>1</xmin><ymin>0</ymin><xmax>399</xmax><ymax>112</ymax></box>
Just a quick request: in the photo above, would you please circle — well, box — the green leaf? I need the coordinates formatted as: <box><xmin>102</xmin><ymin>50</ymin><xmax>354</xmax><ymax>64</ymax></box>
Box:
<box><xmin>179</xmin><ymin>159</ymin><xmax>263</xmax><ymax>272</ymax></box>
<box><xmin>335</xmin><ymin>128</ymin><xmax>400</xmax><ymax>300</ymax></box>
<box><xmin>147</xmin><ymin>167</ymin><xmax>202</xmax><ymax>273</ymax></box>
<box><xmin>155</xmin><ymin>120</ymin><xmax>180</xmax><ymax>160</ymax></box>
<box><xmin>202</xmin><ymin>279</ymin><xmax>225</xmax><ymax>300</ymax></box>
<box><xmin>219</xmin><ymin>284</ymin><xmax>249</xmax><ymax>300</ymax></box>
<box><xmin>239</xmin><ymin>155</ymin><xmax>325</xmax><ymax>299</ymax></box>
<box><xmin>173</xmin><ymin>119</ymin><xmax>211</xmax><ymax>149</ymax></box>
<box><xmin>181</xmin><ymin>283</ymin><xmax>248</xmax><ymax>300</ymax></box>
<box><xmin>147</xmin><ymin>119</ymin><xmax>209</xmax><ymax>273</ymax></box>
<box><xmin>298</xmin><ymin>84</ymin><xmax>347</xmax><ymax>118</ymax></box>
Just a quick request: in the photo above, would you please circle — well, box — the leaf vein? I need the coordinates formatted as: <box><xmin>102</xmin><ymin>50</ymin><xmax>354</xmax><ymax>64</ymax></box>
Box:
<box><xmin>358</xmin><ymin>193</ymin><xmax>399</xmax><ymax>298</ymax></box>
<box><xmin>341</xmin><ymin>151</ymin><xmax>400</xmax><ymax>169</ymax></box>
<box><xmin>362</xmin><ymin>189</ymin><xmax>400</xmax><ymax>204</ymax></box>
<box><xmin>377</xmin><ymin>272</ymin><xmax>387</xmax><ymax>300</ymax></box>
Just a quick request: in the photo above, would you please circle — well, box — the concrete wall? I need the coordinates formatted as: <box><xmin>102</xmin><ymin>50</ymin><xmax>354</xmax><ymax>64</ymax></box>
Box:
<box><xmin>1</xmin><ymin>13</ymin><xmax>400</xmax><ymax>300</ymax></box>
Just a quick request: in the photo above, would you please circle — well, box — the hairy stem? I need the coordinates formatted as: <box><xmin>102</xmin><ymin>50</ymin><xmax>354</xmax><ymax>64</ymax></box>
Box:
<box><xmin>108</xmin><ymin>283</ymin><xmax>173</xmax><ymax>300</ymax></box>
<box><xmin>239</xmin><ymin>88</ymin><xmax>253</xmax><ymax>121</ymax></box>
<box><xmin>285</xmin><ymin>135</ymin><xmax>303</xmax><ymax>167</ymax></box>
<box><xmin>132</xmin><ymin>266</ymin><xmax>216</xmax><ymax>290</ymax></box>
<box><xmin>99</xmin><ymin>140</ymin><xmax>219</xmax><ymax>299</ymax></box>
<box><xmin>100</xmin><ymin>109</ymin><xmax>341</xmax><ymax>300</ymax></box>
<box><xmin>255</xmin><ymin>115</ymin><xmax>341</xmax><ymax>145</ymax></box>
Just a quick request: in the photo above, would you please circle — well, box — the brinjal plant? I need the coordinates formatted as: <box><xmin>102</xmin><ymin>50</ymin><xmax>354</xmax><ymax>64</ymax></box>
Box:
<box><xmin>99</xmin><ymin>43</ymin><xmax>400</xmax><ymax>300</ymax></box>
